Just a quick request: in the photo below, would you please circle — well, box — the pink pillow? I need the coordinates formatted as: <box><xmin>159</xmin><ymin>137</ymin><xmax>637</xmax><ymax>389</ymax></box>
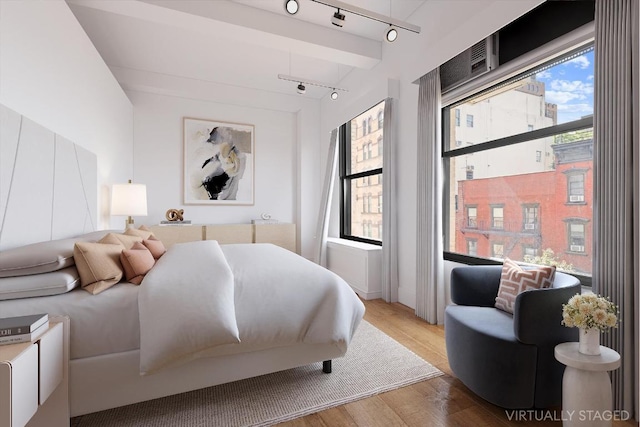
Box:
<box><xmin>120</xmin><ymin>242</ymin><xmax>155</xmax><ymax>285</ymax></box>
<box><xmin>495</xmin><ymin>258</ymin><xmax>555</xmax><ymax>314</ymax></box>
<box><xmin>143</xmin><ymin>236</ymin><xmax>167</xmax><ymax>260</ymax></box>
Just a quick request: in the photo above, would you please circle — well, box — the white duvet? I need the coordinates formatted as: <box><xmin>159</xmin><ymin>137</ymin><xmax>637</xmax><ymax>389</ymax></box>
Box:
<box><xmin>138</xmin><ymin>241</ymin><xmax>365</xmax><ymax>375</ymax></box>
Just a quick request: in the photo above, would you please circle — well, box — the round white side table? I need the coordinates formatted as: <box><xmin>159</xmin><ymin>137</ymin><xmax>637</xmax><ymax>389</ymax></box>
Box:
<box><xmin>555</xmin><ymin>342</ymin><xmax>621</xmax><ymax>427</ymax></box>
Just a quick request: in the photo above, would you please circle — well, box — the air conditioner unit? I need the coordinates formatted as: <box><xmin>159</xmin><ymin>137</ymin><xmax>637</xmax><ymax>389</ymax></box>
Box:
<box><xmin>524</xmin><ymin>223</ymin><xmax>536</xmax><ymax>230</ymax></box>
<box><xmin>440</xmin><ymin>35</ymin><xmax>498</xmax><ymax>94</ymax></box>
<box><xmin>570</xmin><ymin>245</ymin><xmax>585</xmax><ymax>252</ymax></box>
<box><xmin>569</xmin><ymin>195</ymin><xmax>585</xmax><ymax>202</ymax></box>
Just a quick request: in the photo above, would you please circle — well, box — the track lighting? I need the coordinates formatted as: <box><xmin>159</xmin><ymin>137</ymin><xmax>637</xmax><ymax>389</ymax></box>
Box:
<box><xmin>284</xmin><ymin>0</ymin><xmax>299</xmax><ymax>15</ymax></box>
<box><xmin>310</xmin><ymin>0</ymin><xmax>420</xmax><ymax>40</ymax></box>
<box><xmin>331</xmin><ymin>9</ymin><xmax>345</xmax><ymax>27</ymax></box>
<box><xmin>386</xmin><ymin>26</ymin><xmax>398</xmax><ymax>42</ymax></box>
<box><xmin>278</xmin><ymin>74</ymin><xmax>348</xmax><ymax>97</ymax></box>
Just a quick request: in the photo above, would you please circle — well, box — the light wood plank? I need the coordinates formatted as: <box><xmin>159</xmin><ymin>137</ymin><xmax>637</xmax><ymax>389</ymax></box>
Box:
<box><xmin>276</xmin><ymin>299</ymin><xmax>637</xmax><ymax>427</ymax></box>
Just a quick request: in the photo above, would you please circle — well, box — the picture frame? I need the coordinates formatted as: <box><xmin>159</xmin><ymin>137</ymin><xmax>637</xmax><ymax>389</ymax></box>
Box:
<box><xmin>183</xmin><ymin>117</ymin><xmax>255</xmax><ymax>205</ymax></box>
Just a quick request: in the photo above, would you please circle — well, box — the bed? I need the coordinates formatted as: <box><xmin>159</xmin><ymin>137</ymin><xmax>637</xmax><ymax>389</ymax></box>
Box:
<box><xmin>0</xmin><ymin>229</ymin><xmax>365</xmax><ymax>419</ymax></box>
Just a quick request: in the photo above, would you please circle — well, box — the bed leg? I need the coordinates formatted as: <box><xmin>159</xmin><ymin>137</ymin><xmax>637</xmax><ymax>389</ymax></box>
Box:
<box><xmin>322</xmin><ymin>360</ymin><xmax>332</xmax><ymax>374</ymax></box>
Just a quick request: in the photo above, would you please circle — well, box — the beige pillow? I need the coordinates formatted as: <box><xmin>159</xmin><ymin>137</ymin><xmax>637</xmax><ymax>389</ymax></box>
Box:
<box><xmin>99</xmin><ymin>232</ymin><xmax>142</xmax><ymax>249</ymax></box>
<box><xmin>120</xmin><ymin>242</ymin><xmax>155</xmax><ymax>285</ymax></box>
<box><xmin>73</xmin><ymin>242</ymin><xmax>124</xmax><ymax>295</ymax></box>
<box><xmin>495</xmin><ymin>258</ymin><xmax>556</xmax><ymax>314</ymax></box>
<box><xmin>143</xmin><ymin>236</ymin><xmax>167</xmax><ymax>260</ymax></box>
<box><xmin>125</xmin><ymin>227</ymin><xmax>154</xmax><ymax>240</ymax></box>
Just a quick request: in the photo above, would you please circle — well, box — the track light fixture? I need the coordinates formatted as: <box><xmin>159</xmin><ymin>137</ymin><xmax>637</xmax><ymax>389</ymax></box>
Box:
<box><xmin>309</xmin><ymin>0</ymin><xmax>420</xmax><ymax>41</ymax></box>
<box><xmin>386</xmin><ymin>26</ymin><xmax>398</xmax><ymax>42</ymax></box>
<box><xmin>331</xmin><ymin>9</ymin><xmax>345</xmax><ymax>27</ymax></box>
<box><xmin>278</xmin><ymin>74</ymin><xmax>348</xmax><ymax>98</ymax></box>
<box><xmin>284</xmin><ymin>0</ymin><xmax>299</xmax><ymax>15</ymax></box>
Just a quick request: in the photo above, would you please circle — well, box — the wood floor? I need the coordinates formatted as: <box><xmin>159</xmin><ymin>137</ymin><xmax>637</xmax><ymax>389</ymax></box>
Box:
<box><xmin>279</xmin><ymin>299</ymin><xmax>637</xmax><ymax>427</ymax></box>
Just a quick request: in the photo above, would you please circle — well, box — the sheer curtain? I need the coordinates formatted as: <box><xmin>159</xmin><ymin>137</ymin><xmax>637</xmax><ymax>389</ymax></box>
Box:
<box><xmin>593</xmin><ymin>0</ymin><xmax>639</xmax><ymax>416</ymax></box>
<box><xmin>381</xmin><ymin>98</ymin><xmax>398</xmax><ymax>302</ymax></box>
<box><xmin>313</xmin><ymin>128</ymin><xmax>338</xmax><ymax>267</ymax></box>
<box><xmin>415</xmin><ymin>69</ymin><xmax>445</xmax><ymax>324</ymax></box>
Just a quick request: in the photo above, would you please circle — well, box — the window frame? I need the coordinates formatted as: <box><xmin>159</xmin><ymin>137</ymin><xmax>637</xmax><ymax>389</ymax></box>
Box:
<box><xmin>441</xmin><ymin>44</ymin><xmax>594</xmax><ymax>286</ymax></box>
<box><xmin>339</xmin><ymin>102</ymin><xmax>384</xmax><ymax>246</ymax></box>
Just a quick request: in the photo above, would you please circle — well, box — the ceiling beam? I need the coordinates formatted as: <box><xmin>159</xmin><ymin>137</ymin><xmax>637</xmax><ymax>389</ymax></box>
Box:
<box><xmin>67</xmin><ymin>0</ymin><xmax>382</xmax><ymax>69</ymax></box>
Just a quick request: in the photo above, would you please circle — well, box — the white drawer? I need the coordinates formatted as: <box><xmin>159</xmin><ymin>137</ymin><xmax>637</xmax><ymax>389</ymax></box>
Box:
<box><xmin>37</xmin><ymin>323</ymin><xmax>63</xmax><ymax>404</ymax></box>
<box><xmin>0</xmin><ymin>344</ymin><xmax>38</xmax><ymax>427</ymax></box>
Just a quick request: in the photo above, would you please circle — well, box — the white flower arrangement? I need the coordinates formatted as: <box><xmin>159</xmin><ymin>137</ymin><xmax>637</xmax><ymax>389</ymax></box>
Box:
<box><xmin>562</xmin><ymin>293</ymin><xmax>619</xmax><ymax>331</ymax></box>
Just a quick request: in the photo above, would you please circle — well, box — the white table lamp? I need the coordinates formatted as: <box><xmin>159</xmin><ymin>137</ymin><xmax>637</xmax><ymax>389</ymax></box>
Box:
<box><xmin>111</xmin><ymin>180</ymin><xmax>147</xmax><ymax>229</ymax></box>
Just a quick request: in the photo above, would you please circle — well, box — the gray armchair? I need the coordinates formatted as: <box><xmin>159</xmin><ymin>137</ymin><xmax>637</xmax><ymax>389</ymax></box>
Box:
<box><xmin>444</xmin><ymin>265</ymin><xmax>581</xmax><ymax>409</ymax></box>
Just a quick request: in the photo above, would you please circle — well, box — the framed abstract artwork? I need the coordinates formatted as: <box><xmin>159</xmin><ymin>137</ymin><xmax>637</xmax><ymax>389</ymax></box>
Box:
<box><xmin>183</xmin><ymin>117</ymin><xmax>255</xmax><ymax>205</ymax></box>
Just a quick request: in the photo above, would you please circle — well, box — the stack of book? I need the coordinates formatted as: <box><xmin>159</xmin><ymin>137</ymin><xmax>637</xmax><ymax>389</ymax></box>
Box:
<box><xmin>0</xmin><ymin>313</ymin><xmax>49</xmax><ymax>346</ymax></box>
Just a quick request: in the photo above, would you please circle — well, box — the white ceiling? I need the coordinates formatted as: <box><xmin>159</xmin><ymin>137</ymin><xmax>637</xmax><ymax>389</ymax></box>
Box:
<box><xmin>66</xmin><ymin>0</ymin><xmax>428</xmax><ymax>99</ymax></box>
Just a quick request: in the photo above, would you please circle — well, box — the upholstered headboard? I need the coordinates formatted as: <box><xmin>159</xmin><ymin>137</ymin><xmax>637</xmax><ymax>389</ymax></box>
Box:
<box><xmin>0</xmin><ymin>103</ymin><xmax>97</xmax><ymax>250</ymax></box>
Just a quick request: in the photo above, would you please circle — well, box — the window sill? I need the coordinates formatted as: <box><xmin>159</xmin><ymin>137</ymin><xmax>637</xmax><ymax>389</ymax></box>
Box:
<box><xmin>327</xmin><ymin>237</ymin><xmax>382</xmax><ymax>251</ymax></box>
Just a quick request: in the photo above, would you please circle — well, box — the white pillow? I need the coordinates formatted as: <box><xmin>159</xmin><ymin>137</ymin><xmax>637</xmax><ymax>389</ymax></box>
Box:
<box><xmin>0</xmin><ymin>267</ymin><xmax>80</xmax><ymax>300</ymax></box>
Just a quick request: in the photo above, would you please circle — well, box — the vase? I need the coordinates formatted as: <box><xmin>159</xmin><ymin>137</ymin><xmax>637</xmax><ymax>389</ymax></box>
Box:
<box><xmin>578</xmin><ymin>328</ymin><xmax>601</xmax><ymax>355</ymax></box>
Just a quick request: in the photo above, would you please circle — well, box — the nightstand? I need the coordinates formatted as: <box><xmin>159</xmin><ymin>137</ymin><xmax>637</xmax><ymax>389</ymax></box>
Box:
<box><xmin>0</xmin><ymin>316</ymin><xmax>69</xmax><ymax>427</ymax></box>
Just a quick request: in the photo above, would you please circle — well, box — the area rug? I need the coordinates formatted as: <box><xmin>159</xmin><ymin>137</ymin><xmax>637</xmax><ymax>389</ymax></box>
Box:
<box><xmin>71</xmin><ymin>320</ymin><xmax>443</xmax><ymax>427</ymax></box>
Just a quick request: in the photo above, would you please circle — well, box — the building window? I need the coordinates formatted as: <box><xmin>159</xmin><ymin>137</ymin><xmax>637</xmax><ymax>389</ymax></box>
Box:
<box><xmin>466</xmin><ymin>206</ymin><xmax>477</xmax><ymax>228</ymax></box>
<box><xmin>377</xmin><ymin>136</ymin><xmax>383</xmax><ymax>156</ymax></box>
<box><xmin>340</xmin><ymin>100</ymin><xmax>385</xmax><ymax>245</ymax></box>
<box><xmin>466</xmin><ymin>166</ymin><xmax>474</xmax><ymax>180</ymax></box>
<box><xmin>455</xmin><ymin>109</ymin><xmax>460</xmax><ymax>126</ymax></box>
<box><xmin>523</xmin><ymin>204</ymin><xmax>539</xmax><ymax>231</ymax></box>
<box><xmin>378</xmin><ymin>110</ymin><xmax>384</xmax><ymax>130</ymax></box>
<box><xmin>523</xmin><ymin>245</ymin><xmax>538</xmax><ymax>259</ymax></box>
<box><xmin>491</xmin><ymin>205</ymin><xmax>504</xmax><ymax>229</ymax></box>
<box><xmin>467</xmin><ymin>239</ymin><xmax>478</xmax><ymax>256</ymax></box>
<box><xmin>528</xmin><ymin>124</ymin><xmax>534</xmax><ymax>132</ymax></box>
<box><xmin>442</xmin><ymin>44</ymin><xmax>594</xmax><ymax>282</ymax></box>
<box><xmin>568</xmin><ymin>221</ymin><xmax>586</xmax><ymax>253</ymax></box>
<box><xmin>492</xmin><ymin>243</ymin><xmax>504</xmax><ymax>259</ymax></box>
<box><xmin>466</xmin><ymin>114</ymin><xmax>474</xmax><ymax>128</ymax></box>
<box><xmin>567</xmin><ymin>173</ymin><xmax>585</xmax><ymax>203</ymax></box>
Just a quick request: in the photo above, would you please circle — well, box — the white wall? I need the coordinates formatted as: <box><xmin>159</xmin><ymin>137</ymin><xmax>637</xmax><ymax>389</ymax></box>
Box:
<box><xmin>318</xmin><ymin>0</ymin><xmax>544</xmax><ymax>309</ymax></box>
<box><xmin>0</xmin><ymin>0</ymin><xmax>133</xmax><ymax>231</ymax></box>
<box><xmin>129</xmin><ymin>90</ymin><xmax>297</xmax><ymax>227</ymax></box>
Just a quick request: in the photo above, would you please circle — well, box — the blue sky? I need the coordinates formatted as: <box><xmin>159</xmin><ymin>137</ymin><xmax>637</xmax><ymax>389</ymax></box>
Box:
<box><xmin>535</xmin><ymin>50</ymin><xmax>594</xmax><ymax>123</ymax></box>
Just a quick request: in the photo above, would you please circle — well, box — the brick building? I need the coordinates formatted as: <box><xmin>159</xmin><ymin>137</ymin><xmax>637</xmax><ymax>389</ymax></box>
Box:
<box><xmin>455</xmin><ymin>138</ymin><xmax>593</xmax><ymax>274</ymax></box>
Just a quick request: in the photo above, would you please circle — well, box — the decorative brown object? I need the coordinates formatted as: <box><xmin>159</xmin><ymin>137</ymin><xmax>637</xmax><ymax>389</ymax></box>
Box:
<box><xmin>165</xmin><ymin>209</ymin><xmax>184</xmax><ymax>222</ymax></box>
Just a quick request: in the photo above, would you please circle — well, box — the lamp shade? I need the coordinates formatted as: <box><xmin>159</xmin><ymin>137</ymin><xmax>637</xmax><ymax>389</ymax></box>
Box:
<box><xmin>111</xmin><ymin>182</ymin><xmax>148</xmax><ymax>216</ymax></box>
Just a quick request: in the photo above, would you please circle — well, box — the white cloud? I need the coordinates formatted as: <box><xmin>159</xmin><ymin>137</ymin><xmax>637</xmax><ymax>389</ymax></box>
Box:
<box><xmin>566</xmin><ymin>56</ymin><xmax>591</xmax><ymax>69</ymax></box>
<box><xmin>545</xmin><ymin>79</ymin><xmax>594</xmax><ymax>105</ymax></box>
<box><xmin>557</xmin><ymin>103</ymin><xmax>593</xmax><ymax>114</ymax></box>
<box><xmin>536</xmin><ymin>70</ymin><xmax>552</xmax><ymax>79</ymax></box>
<box><xmin>587</xmin><ymin>75</ymin><xmax>594</xmax><ymax>80</ymax></box>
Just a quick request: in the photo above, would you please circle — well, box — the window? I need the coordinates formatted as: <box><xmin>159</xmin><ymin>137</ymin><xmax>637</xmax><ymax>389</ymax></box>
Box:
<box><xmin>491</xmin><ymin>205</ymin><xmax>504</xmax><ymax>229</ymax></box>
<box><xmin>466</xmin><ymin>206</ymin><xmax>477</xmax><ymax>228</ymax></box>
<box><xmin>466</xmin><ymin>114</ymin><xmax>474</xmax><ymax>128</ymax></box>
<box><xmin>467</xmin><ymin>239</ymin><xmax>478</xmax><ymax>256</ymax></box>
<box><xmin>340</xmin><ymin>100</ymin><xmax>385</xmax><ymax>245</ymax></box>
<box><xmin>523</xmin><ymin>204</ymin><xmax>539</xmax><ymax>231</ymax></box>
<box><xmin>567</xmin><ymin>221</ymin><xmax>586</xmax><ymax>253</ymax></box>
<box><xmin>455</xmin><ymin>109</ymin><xmax>460</xmax><ymax>126</ymax></box>
<box><xmin>567</xmin><ymin>172</ymin><xmax>586</xmax><ymax>203</ymax></box>
<box><xmin>528</xmin><ymin>124</ymin><xmax>534</xmax><ymax>132</ymax></box>
<box><xmin>492</xmin><ymin>243</ymin><xmax>504</xmax><ymax>259</ymax></box>
<box><xmin>377</xmin><ymin>110</ymin><xmax>384</xmax><ymax>130</ymax></box>
<box><xmin>443</xmin><ymin>45</ymin><xmax>594</xmax><ymax>282</ymax></box>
